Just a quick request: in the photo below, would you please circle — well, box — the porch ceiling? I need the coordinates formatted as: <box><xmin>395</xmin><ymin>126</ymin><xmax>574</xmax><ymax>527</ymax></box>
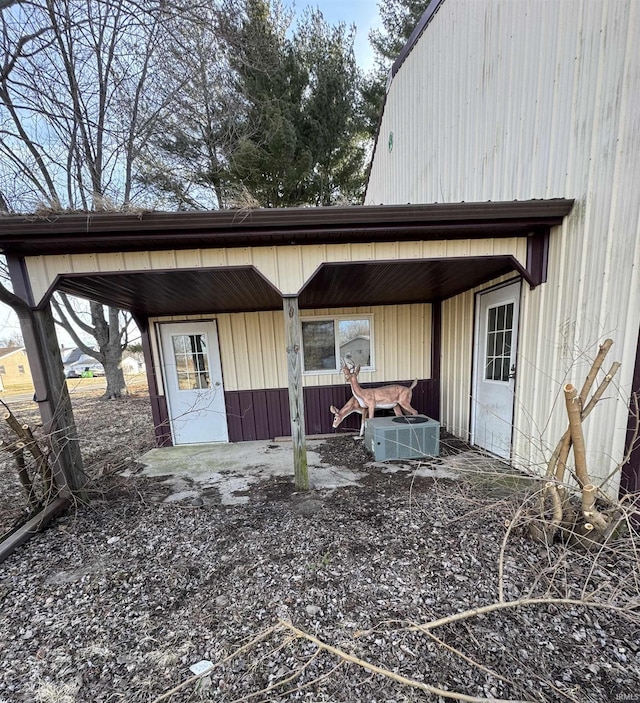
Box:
<box><xmin>56</xmin><ymin>267</ymin><xmax>283</xmax><ymax>316</ymax></box>
<box><xmin>299</xmin><ymin>257</ymin><xmax>517</xmax><ymax>308</ymax></box>
<box><xmin>55</xmin><ymin>256</ymin><xmax>520</xmax><ymax>316</ymax></box>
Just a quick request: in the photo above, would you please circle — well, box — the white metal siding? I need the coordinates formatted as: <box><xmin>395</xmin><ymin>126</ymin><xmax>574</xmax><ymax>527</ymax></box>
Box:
<box><xmin>367</xmin><ymin>0</ymin><xmax>640</xmax><ymax>491</ymax></box>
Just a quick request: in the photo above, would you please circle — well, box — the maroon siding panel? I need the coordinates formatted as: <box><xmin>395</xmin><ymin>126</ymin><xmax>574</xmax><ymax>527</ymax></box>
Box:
<box><xmin>150</xmin><ymin>394</ymin><xmax>172</xmax><ymax>447</ymax></box>
<box><xmin>224</xmin><ymin>379</ymin><xmax>440</xmax><ymax>441</ymax></box>
<box><xmin>138</xmin><ymin>319</ymin><xmax>173</xmax><ymax>448</ymax></box>
<box><xmin>225</xmin><ymin>393</ymin><xmax>244</xmax><ymax>442</ymax></box>
<box><xmin>225</xmin><ymin>388</ymin><xmax>290</xmax><ymax>442</ymax></box>
<box><xmin>266</xmin><ymin>389</ymin><xmax>287</xmax><ymax>439</ymax></box>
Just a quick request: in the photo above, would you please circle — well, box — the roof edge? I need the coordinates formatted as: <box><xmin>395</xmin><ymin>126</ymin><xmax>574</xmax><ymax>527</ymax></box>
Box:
<box><xmin>0</xmin><ymin>199</ymin><xmax>575</xmax><ymax>258</ymax></box>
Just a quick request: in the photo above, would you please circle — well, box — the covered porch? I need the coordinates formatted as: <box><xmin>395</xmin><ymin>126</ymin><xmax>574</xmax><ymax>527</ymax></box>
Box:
<box><xmin>0</xmin><ymin>198</ymin><xmax>573</xmax><ymax>501</ymax></box>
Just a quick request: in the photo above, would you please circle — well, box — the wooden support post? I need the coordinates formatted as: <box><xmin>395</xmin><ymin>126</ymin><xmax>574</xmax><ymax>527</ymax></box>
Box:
<box><xmin>16</xmin><ymin>303</ymin><xmax>85</xmax><ymax>497</ymax></box>
<box><xmin>283</xmin><ymin>296</ymin><xmax>309</xmax><ymax>491</ymax></box>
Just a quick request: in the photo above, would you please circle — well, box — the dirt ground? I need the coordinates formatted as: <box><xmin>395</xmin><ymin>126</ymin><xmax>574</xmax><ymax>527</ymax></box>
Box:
<box><xmin>0</xmin><ymin>390</ymin><xmax>639</xmax><ymax>702</ymax></box>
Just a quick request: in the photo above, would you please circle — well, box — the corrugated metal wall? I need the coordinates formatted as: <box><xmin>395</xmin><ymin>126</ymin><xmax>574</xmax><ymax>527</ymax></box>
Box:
<box><xmin>149</xmin><ymin>304</ymin><xmax>432</xmax><ymax>393</ymax></box>
<box><xmin>367</xmin><ymin>0</ymin><xmax>640</xmax><ymax>491</ymax></box>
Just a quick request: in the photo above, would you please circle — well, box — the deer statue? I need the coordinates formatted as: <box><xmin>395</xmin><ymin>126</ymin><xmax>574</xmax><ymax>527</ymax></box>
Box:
<box><xmin>330</xmin><ymin>396</ymin><xmax>405</xmax><ymax>437</ymax></box>
<box><xmin>336</xmin><ymin>364</ymin><xmax>419</xmax><ymax>436</ymax></box>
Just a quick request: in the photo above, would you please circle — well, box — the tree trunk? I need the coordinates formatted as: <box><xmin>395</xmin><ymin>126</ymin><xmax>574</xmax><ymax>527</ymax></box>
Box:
<box><xmin>104</xmin><ymin>356</ymin><xmax>127</xmax><ymax>399</ymax></box>
<box><xmin>91</xmin><ymin>302</ymin><xmax>127</xmax><ymax>398</ymax></box>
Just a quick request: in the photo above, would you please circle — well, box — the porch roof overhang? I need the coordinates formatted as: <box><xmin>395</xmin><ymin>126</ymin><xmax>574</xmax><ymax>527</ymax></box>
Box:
<box><xmin>0</xmin><ymin>199</ymin><xmax>574</xmax><ymax>315</ymax></box>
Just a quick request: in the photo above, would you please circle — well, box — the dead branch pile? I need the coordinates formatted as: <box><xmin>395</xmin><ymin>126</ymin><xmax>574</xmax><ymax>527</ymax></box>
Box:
<box><xmin>0</xmin><ymin>400</ymin><xmax>54</xmax><ymax>519</ymax></box>
<box><xmin>530</xmin><ymin>339</ymin><xmax>630</xmax><ymax>547</ymax></box>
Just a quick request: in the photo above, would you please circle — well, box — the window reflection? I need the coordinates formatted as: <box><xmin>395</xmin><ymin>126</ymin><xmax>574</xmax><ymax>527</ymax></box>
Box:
<box><xmin>172</xmin><ymin>334</ymin><xmax>210</xmax><ymax>390</ymax></box>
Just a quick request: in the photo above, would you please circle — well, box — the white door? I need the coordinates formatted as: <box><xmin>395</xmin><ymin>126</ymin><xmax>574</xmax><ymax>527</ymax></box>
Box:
<box><xmin>159</xmin><ymin>321</ymin><xmax>228</xmax><ymax>444</ymax></box>
<box><xmin>471</xmin><ymin>281</ymin><xmax>521</xmax><ymax>459</ymax></box>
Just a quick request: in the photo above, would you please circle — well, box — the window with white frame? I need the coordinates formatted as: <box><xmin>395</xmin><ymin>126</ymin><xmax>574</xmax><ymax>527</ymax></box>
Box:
<box><xmin>301</xmin><ymin>316</ymin><xmax>372</xmax><ymax>373</ymax></box>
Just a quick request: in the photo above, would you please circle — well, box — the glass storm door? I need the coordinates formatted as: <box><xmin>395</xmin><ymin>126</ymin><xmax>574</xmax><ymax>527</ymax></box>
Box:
<box><xmin>471</xmin><ymin>281</ymin><xmax>520</xmax><ymax>459</ymax></box>
<box><xmin>160</xmin><ymin>321</ymin><xmax>228</xmax><ymax>444</ymax></box>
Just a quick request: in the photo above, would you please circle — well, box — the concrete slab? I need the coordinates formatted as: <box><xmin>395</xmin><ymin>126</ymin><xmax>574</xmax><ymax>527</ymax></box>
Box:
<box><xmin>134</xmin><ymin>440</ymin><xmax>366</xmax><ymax>505</ymax></box>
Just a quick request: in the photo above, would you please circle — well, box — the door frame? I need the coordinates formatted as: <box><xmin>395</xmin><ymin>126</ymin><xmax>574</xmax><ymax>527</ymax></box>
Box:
<box><xmin>470</xmin><ymin>278</ymin><xmax>522</xmax><ymax>459</ymax></box>
<box><xmin>157</xmin><ymin>319</ymin><xmax>229</xmax><ymax>445</ymax></box>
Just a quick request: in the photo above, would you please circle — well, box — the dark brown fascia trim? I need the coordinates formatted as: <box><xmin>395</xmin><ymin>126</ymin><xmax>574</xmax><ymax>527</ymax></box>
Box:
<box><xmin>6</xmin><ymin>255</ymin><xmax>35</xmax><ymax>306</ymax></box>
<box><xmin>508</xmin><ymin>255</ymin><xmax>536</xmax><ymax>289</ymax></box>
<box><xmin>526</xmin><ymin>228</ymin><xmax>550</xmax><ymax>286</ymax></box>
<box><xmin>0</xmin><ymin>199</ymin><xmax>575</xmax><ymax>233</ymax></box>
<box><xmin>0</xmin><ymin>199</ymin><xmax>574</xmax><ymax>256</ymax></box>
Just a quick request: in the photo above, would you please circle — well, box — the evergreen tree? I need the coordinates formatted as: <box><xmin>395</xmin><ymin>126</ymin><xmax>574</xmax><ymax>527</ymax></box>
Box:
<box><xmin>297</xmin><ymin>9</ymin><xmax>366</xmax><ymax>205</ymax></box>
<box><xmin>229</xmin><ymin>0</ymin><xmax>310</xmax><ymax>206</ymax></box>
<box><xmin>229</xmin><ymin>0</ymin><xmax>365</xmax><ymax>206</ymax></box>
<box><xmin>362</xmin><ymin>0</ymin><xmax>432</xmax><ymax>138</ymax></box>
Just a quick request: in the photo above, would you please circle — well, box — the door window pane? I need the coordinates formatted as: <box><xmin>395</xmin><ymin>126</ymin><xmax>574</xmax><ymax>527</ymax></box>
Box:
<box><xmin>172</xmin><ymin>334</ymin><xmax>210</xmax><ymax>389</ymax></box>
<box><xmin>485</xmin><ymin>302</ymin><xmax>514</xmax><ymax>381</ymax></box>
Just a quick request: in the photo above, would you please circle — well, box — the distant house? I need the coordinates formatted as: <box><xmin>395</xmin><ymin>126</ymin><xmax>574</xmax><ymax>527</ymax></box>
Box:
<box><xmin>0</xmin><ymin>347</ymin><xmax>32</xmax><ymax>391</ymax></box>
<box><xmin>121</xmin><ymin>353</ymin><xmax>145</xmax><ymax>375</ymax></box>
<box><xmin>340</xmin><ymin>335</ymin><xmax>371</xmax><ymax>368</ymax></box>
<box><xmin>62</xmin><ymin>348</ymin><xmax>104</xmax><ymax>378</ymax></box>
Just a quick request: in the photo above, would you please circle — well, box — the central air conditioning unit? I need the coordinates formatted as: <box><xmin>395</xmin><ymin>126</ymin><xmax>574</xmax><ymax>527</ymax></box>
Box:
<box><xmin>364</xmin><ymin>415</ymin><xmax>440</xmax><ymax>461</ymax></box>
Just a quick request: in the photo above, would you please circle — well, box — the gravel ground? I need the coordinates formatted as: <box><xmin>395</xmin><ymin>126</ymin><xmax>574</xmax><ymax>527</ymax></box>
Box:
<box><xmin>0</xmin><ymin>393</ymin><xmax>639</xmax><ymax>703</ymax></box>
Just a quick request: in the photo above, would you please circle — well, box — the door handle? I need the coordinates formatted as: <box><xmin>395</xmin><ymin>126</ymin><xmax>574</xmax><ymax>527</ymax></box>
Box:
<box><xmin>508</xmin><ymin>364</ymin><xmax>516</xmax><ymax>380</ymax></box>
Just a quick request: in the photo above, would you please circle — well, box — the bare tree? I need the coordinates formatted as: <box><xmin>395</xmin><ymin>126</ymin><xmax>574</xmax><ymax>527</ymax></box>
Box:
<box><xmin>136</xmin><ymin>0</ymin><xmax>244</xmax><ymax>209</ymax></box>
<box><xmin>0</xmin><ymin>0</ymin><xmax>185</xmax><ymax>395</ymax></box>
<box><xmin>0</xmin><ymin>0</ymin><xmax>179</xmax><ymax>208</ymax></box>
<box><xmin>51</xmin><ymin>293</ymin><xmax>133</xmax><ymax>398</ymax></box>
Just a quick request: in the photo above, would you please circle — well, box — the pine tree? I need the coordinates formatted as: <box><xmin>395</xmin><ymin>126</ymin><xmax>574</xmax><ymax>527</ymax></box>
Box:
<box><xmin>230</xmin><ymin>0</ymin><xmax>365</xmax><ymax>206</ymax></box>
<box><xmin>362</xmin><ymin>0</ymin><xmax>432</xmax><ymax>138</ymax></box>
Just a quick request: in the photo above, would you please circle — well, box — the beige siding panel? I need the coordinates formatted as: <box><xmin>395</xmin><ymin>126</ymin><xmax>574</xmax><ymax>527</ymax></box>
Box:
<box><xmin>200</xmin><ymin>249</ymin><xmax>229</xmax><ymax>267</ymax></box>
<box><xmin>149</xmin><ymin>250</ymin><xmax>178</xmax><ymax>269</ymax></box>
<box><xmin>68</xmin><ymin>253</ymin><xmax>99</xmax><ymax>273</ymax></box>
<box><xmin>226</xmin><ymin>247</ymin><xmax>252</xmax><ymax>268</ymax></box>
<box><xmin>175</xmin><ymin>250</ymin><xmax>204</xmax><ymax>268</ymax></box>
<box><xmin>367</xmin><ymin>0</ymin><xmax>640</xmax><ymax>492</ymax></box>
<box><xmin>258</xmin><ymin>311</ymin><xmax>287</xmax><ymax>388</ymax></box>
<box><xmin>151</xmin><ymin>306</ymin><xmax>430</xmax><ymax>393</ymax></box>
<box><xmin>95</xmin><ymin>252</ymin><xmax>125</xmax><ymax>271</ymax></box>
<box><xmin>300</xmin><ymin>244</ymin><xmax>328</xmax><ymax>283</ymax></box>
<box><xmin>25</xmin><ymin>238</ymin><xmax>527</xmax><ymax>306</ymax></box>
<box><xmin>274</xmin><ymin>246</ymin><xmax>305</xmax><ymax>294</ymax></box>
<box><xmin>250</xmin><ymin>247</ymin><xmax>280</xmax><ymax>289</ymax></box>
<box><xmin>441</xmin><ymin>290</ymin><xmax>474</xmax><ymax>440</ymax></box>
<box><xmin>215</xmin><ymin>315</ymin><xmax>237</xmax><ymax>390</ymax></box>
<box><xmin>25</xmin><ymin>257</ymin><xmax>53</xmax><ymax>304</ymax></box>
<box><xmin>349</xmin><ymin>243</ymin><xmax>375</xmax><ymax>261</ymax></box>
<box><xmin>228</xmin><ymin>314</ymin><xmax>251</xmax><ymax>389</ymax></box>
<box><xmin>118</xmin><ymin>251</ymin><xmax>151</xmax><ymax>271</ymax></box>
